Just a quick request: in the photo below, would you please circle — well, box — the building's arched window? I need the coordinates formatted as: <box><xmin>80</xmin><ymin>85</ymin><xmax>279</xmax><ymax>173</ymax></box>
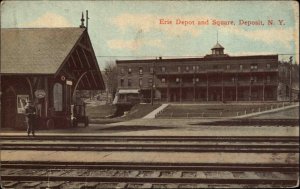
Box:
<box><xmin>53</xmin><ymin>83</ymin><xmax>63</xmax><ymax>111</ymax></box>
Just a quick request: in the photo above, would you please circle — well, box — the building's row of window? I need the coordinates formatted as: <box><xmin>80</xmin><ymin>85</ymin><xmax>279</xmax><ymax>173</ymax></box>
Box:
<box><xmin>120</xmin><ymin>64</ymin><xmax>272</xmax><ymax>74</ymax></box>
<box><xmin>170</xmin><ymin>76</ymin><xmax>272</xmax><ymax>83</ymax></box>
<box><xmin>120</xmin><ymin>76</ymin><xmax>272</xmax><ymax>87</ymax></box>
<box><xmin>120</xmin><ymin>78</ymin><xmax>153</xmax><ymax>87</ymax></box>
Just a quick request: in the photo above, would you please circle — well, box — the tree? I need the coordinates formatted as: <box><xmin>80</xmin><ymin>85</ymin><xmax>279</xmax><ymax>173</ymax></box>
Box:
<box><xmin>104</xmin><ymin>61</ymin><xmax>118</xmax><ymax>103</ymax></box>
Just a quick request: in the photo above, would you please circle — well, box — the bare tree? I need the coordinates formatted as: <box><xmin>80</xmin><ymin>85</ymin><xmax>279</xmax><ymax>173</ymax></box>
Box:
<box><xmin>104</xmin><ymin>61</ymin><xmax>118</xmax><ymax>103</ymax></box>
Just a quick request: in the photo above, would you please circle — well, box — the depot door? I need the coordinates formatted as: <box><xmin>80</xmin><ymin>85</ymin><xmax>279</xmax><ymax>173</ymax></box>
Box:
<box><xmin>1</xmin><ymin>88</ymin><xmax>17</xmax><ymax>128</ymax></box>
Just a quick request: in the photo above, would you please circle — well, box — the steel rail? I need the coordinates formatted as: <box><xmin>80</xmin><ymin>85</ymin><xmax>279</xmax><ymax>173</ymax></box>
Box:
<box><xmin>2</xmin><ymin>162</ymin><xmax>299</xmax><ymax>172</ymax></box>
<box><xmin>1</xmin><ymin>175</ymin><xmax>297</xmax><ymax>185</ymax></box>
<box><xmin>0</xmin><ymin>136</ymin><xmax>299</xmax><ymax>142</ymax></box>
<box><xmin>1</xmin><ymin>147</ymin><xmax>298</xmax><ymax>153</ymax></box>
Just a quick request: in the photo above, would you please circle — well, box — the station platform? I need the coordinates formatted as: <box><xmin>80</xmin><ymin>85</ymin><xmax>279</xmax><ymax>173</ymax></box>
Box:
<box><xmin>1</xmin><ymin>150</ymin><xmax>298</xmax><ymax>164</ymax></box>
<box><xmin>0</xmin><ymin>124</ymin><xmax>298</xmax><ymax>137</ymax></box>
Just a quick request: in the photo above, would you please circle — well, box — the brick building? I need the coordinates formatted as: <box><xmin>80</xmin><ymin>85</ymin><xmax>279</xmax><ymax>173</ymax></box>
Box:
<box><xmin>116</xmin><ymin>42</ymin><xmax>279</xmax><ymax>103</ymax></box>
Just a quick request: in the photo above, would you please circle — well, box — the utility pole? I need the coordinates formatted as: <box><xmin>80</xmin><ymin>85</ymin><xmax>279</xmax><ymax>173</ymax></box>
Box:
<box><xmin>151</xmin><ymin>58</ymin><xmax>156</xmax><ymax>105</ymax></box>
<box><xmin>105</xmin><ymin>68</ymin><xmax>111</xmax><ymax>104</ymax></box>
<box><xmin>289</xmin><ymin>56</ymin><xmax>293</xmax><ymax>103</ymax></box>
<box><xmin>193</xmin><ymin>69</ymin><xmax>196</xmax><ymax>102</ymax></box>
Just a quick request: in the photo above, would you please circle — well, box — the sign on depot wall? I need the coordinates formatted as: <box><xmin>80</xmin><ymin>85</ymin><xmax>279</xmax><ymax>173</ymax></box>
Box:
<box><xmin>34</xmin><ymin>90</ymin><xmax>46</xmax><ymax>99</ymax></box>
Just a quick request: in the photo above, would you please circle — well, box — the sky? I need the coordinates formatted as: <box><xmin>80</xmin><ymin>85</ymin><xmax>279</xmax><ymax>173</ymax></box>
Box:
<box><xmin>1</xmin><ymin>0</ymin><xmax>299</xmax><ymax>68</ymax></box>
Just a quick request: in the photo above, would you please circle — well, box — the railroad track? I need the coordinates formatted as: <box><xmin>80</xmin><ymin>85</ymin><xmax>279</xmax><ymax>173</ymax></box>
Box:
<box><xmin>1</xmin><ymin>143</ymin><xmax>299</xmax><ymax>153</ymax></box>
<box><xmin>1</xmin><ymin>136</ymin><xmax>299</xmax><ymax>153</ymax></box>
<box><xmin>1</xmin><ymin>135</ymin><xmax>299</xmax><ymax>142</ymax></box>
<box><xmin>1</xmin><ymin>162</ymin><xmax>299</xmax><ymax>188</ymax></box>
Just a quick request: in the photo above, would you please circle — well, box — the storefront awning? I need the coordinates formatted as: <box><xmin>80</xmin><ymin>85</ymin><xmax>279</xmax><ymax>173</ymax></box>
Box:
<box><xmin>118</xmin><ymin>89</ymin><xmax>140</xmax><ymax>94</ymax></box>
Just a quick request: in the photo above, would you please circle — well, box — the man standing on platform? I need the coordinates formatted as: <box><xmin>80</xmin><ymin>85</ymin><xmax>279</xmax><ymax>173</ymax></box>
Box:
<box><xmin>24</xmin><ymin>100</ymin><xmax>36</xmax><ymax>136</ymax></box>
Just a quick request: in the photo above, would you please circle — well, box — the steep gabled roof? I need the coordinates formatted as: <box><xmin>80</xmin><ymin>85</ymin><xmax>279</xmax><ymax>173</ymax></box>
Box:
<box><xmin>1</xmin><ymin>27</ymin><xmax>85</xmax><ymax>74</ymax></box>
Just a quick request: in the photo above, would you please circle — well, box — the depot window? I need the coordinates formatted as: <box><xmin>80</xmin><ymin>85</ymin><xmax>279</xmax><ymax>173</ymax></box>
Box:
<box><xmin>53</xmin><ymin>83</ymin><xmax>63</xmax><ymax>111</ymax></box>
<box><xmin>161</xmin><ymin>78</ymin><xmax>166</xmax><ymax>83</ymax></box>
<box><xmin>128</xmin><ymin>68</ymin><xmax>132</xmax><ymax>74</ymax></box>
<box><xmin>161</xmin><ymin>66</ymin><xmax>166</xmax><ymax>72</ymax></box>
<box><xmin>128</xmin><ymin>79</ymin><xmax>132</xmax><ymax>87</ymax></box>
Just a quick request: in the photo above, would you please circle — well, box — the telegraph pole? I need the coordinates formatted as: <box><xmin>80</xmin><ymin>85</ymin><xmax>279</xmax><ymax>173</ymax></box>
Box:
<box><xmin>289</xmin><ymin>56</ymin><xmax>293</xmax><ymax>103</ymax></box>
<box><xmin>193</xmin><ymin>69</ymin><xmax>196</xmax><ymax>102</ymax></box>
<box><xmin>151</xmin><ymin>58</ymin><xmax>156</xmax><ymax>105</ymax></box>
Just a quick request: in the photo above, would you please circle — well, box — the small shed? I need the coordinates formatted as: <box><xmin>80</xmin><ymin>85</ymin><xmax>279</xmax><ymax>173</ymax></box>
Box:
<box><xmin>1</xmin><ymin>27</ymin><xmax>105</xmax><ymax>128</ymax></box>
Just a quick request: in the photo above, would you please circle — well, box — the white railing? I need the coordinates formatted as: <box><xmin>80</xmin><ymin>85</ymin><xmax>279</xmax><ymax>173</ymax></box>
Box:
<box><xmin>156</xmin><ymin>102</ymin><xmax>294</xmax><ymax>118</ymax></box>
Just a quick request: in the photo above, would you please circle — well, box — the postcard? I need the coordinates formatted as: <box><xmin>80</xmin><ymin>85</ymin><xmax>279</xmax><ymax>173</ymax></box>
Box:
<box><xmin>1</xmin><ymin>1</ymin><xmax>299</xmax><ymax>188</ymax></box>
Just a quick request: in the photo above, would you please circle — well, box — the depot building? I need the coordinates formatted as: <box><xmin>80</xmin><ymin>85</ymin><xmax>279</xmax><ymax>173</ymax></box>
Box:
<box><xmin>1</xmin><ymin>27</ymin><xmax>105</xmax><ymax>129</ymax></box>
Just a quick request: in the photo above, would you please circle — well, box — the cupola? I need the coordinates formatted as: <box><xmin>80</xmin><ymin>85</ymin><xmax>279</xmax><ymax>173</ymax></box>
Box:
<box><xmin>211</xmin><ymin>42</ymin><xmax>224</xmax><ymax>55</ymax></box>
